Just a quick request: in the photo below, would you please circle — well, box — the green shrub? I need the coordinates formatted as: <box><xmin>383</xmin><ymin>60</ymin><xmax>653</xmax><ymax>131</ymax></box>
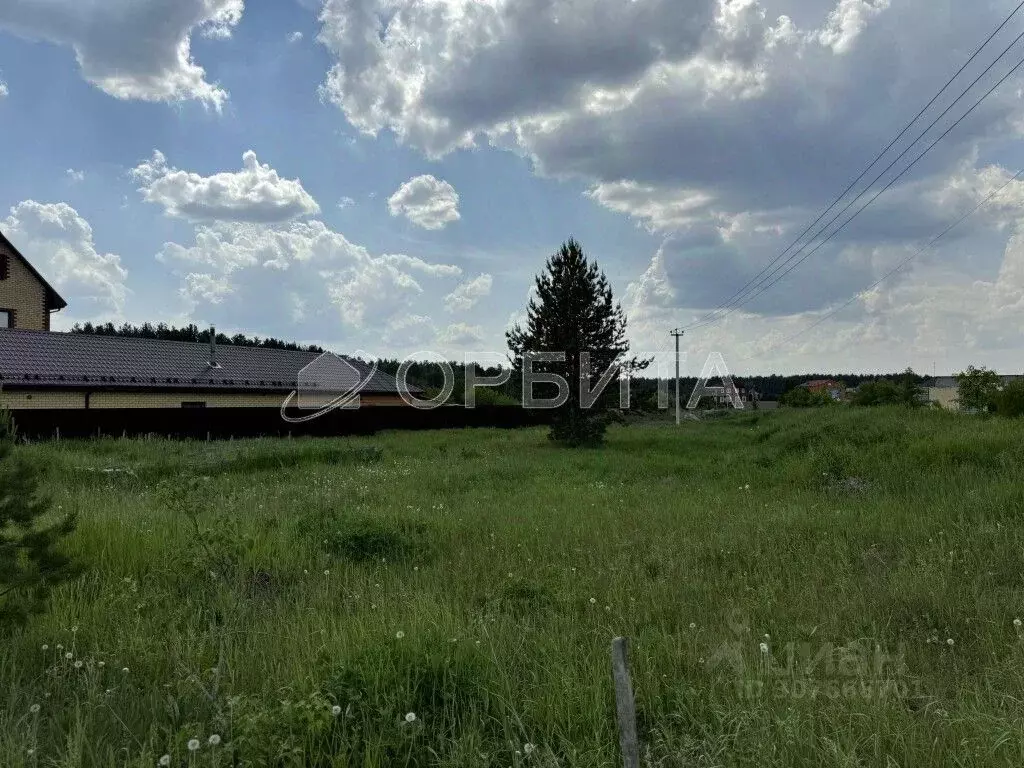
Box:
<box><xmin>779</xmin><ymin>387</ymin><xmax>835</xmax><ymax>408</ymax></box>
<box><xmin>0</xmin><ymin>409</ymin><xmax>80</xmax><ymax>630</ymax></box>
<box><xmin>994</xmin><ymin>379</ymin><xmax>1024</xmax><ymax>418</ymax></box>
<box><xmin>956</xmin><ymin>365</ymin><xmax>1000</xmax><ymax>413</ymax></box>
<box><xmin>309</xmin><ymin>512</ymin><xmax>433</xmax><ymax>565</ymax></box>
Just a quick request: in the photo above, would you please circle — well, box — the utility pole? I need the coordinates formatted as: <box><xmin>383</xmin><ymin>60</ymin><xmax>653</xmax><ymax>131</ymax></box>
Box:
<box><xmin>670</xmin><ymin>328</ymin><xmax>685</xmax><ymax>425</ymax></box>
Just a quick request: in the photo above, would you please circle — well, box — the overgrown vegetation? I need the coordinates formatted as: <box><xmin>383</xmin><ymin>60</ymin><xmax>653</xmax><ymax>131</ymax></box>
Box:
<box><xmin>0</xmin><ymin>409</ymin><xmax>79</xmax><ymax>630</ymax></box>
<box><xmin>956</xmin><ymin>365</ymin><xmax>1002</xmax><ymax>413</ymax></box>
<box><xmin>3</xmin><ymin>410</ymin><xmax>1024</xmax><ymax>766</ymax></box>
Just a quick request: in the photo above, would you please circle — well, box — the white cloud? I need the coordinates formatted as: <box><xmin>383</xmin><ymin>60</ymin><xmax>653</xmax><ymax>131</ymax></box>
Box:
<box><xmin>156</xmin><ymin>219</ymin><xmax>458</xmax><ymax>333</ymax></box>
<box><xmin>382</xmin><ymin>253</ymin><xmax>462</xmax><ymax>278</ymax></box>
<box><xmin>323</xmin><ymin>260</ymin><xmax>423</xmax><ymax>327</ymax></box>
<box><xmin>587</xmin><ymin>182</ymin><xmax>717</xmax><ymax>233</ymax></box>
<box><xmin>387</xmin><ymin>175</ymin><xmax>460</xmax><ymax>230</ymax></box>
<box><xmin>181</xmin><ymin>273</ymin><xmax>233</xmax><ymax>306</ymax></box>
<box><xmin>66</xmin><ymin>169</ymin><xmax>85</xmax><ymax>183</ymax></box>
<box><xmin>131</xmin><ymin>150</ymin><xmax>320</xmax><ymax>224</ymax></box>
<box><xmin>383</xmin><ymin>314</ymin><xmax>436</xmax><ymax>346</ymax></box>
<box><xmin>816</xmin><ymin>0</ymin><xmax>890</xmax><ymax>54</ymax></box>
<box><xmin>0</xmin><ymin>77</ymin><xmax>7</xmax><ymax>98</ymax></box>
<box><xmin>437</xmin><ymin>322</ymin><xmax>485</xmax><ymax>347</ymax></box>
<box><xmin>443</xmin><ymin>273</ymin><xmax>493</xmax><ymax>312</ymax></box>
<box><xmin>2</xmin><ymin>200</ymin><xmax>128</xmax><ymax>318</ymax></box>
<box><xmin>288</xmin><ymin>30</ymin><xmax>304</xmax><ymax>43</ymax></box>
<box><xmin>0</xmin><ymin>0</ymin><xmax>242</xmax><ymax>108</ymax></box>
<box><xmin>338</xmin><ymin>196</ymin><xmax>356</xmax><ymax>209</ymax></box>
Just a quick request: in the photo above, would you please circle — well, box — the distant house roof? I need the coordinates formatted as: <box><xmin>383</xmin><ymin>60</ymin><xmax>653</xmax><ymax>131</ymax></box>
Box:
<box><xmin>0</xmin><ymin>329</ymin><xmax>410</xmax><ymax>393</ymax></box>
<box><xmin>799</xmin><ymin>379</ymin><xmax>844</xmax><ymax>389</ymax></box>
<box><xmin>0</xmin><ymin>229</ymin><xmax>68</xmax><ymax>311</ymax></box>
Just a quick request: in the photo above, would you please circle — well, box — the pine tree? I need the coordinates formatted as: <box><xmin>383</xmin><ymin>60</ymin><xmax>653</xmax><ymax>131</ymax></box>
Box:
<box><xmin>507</xmin><ymin>238</ymin><xmax>644</xmax><ymax>446</ymax></box>
<box><xmin>0</xmin><ymin>409</ymin><xmax>80</xmax><ymax>630</ymax></box>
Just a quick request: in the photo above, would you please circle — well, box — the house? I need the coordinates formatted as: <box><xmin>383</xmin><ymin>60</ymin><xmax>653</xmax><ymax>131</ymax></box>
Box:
<box><xmin>926</xmin><ymin>374</ymin><xmax>1024</xmax><ymax>410</ymax></box>
<box><xmin>0</xmin><ymin>329</ymin><xmax>409</xmax><ymax>410</ymax></box>
<box><xmin>0</xmin><ymin>229</ymin><xmax>410</xmax><ymax>412</ymax></box>
<box><xmin>799</xmin><ymin>379</ymin><xmax>845</xmax><ymax>400</ymax></box>
<box><xmin>927</xmin><ymin>376</ymin><xmax>958</xmax><ymax>409</ymax></box>
<box><xmin>0</xmin><ymin>230</ymin><xmax>68</xmax><ymax>330</ymax></box>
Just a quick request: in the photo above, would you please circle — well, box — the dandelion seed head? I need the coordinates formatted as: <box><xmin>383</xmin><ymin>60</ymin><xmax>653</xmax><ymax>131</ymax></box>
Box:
<box><xmin>946</xmin><ymin>638</ymin><xmax>955</xmax><ymax>646</ymax></box>
<box><xmin>405</xmin><ymin>711</ymin><xmax>417</xmax><ymax>723</ymax></box>
<box><xmin>1015</xmin><ymin>618</ymin><xmax>1022</xmax><ymax>628</ymax></box>
<box><xmin>41</xmin><ymin>644</ymin><xmax>49</xmax><ymax>651</ymax></box>
<box><xmin>331</xmin><ymin>705</ymin><xmax>342</xmax><ymax>716</ymax></box>
<box><xmin>29</xmin><ymin>703</ymin><xmax>40</xmax><ymax>714</ymax></box>
<box><xmin>187</xmin><ymin>738</ymin><xmax>200</xmax><ymax>751</ymax></box>
<box><xmin>208</xmin><ymin>734</ymin><xmax>221</xmax><ymax>746</ymax></box>
<box><xmin>395</xmin><ymin>630</ymin><xmax>405</xmax><ymax>639</ymax></box>
<box><xmin>759</xmin><ymin>642</ymin><xmax>769</xmax><ymax>654</ymax></box>
<box><xmin>589</xmin><ymin>597</ymin><xmax>596</xmax><ymax>604</ymax></box>
<box><xmin>689</xmin><ymin>622</ymin><xmax>696</xmax><ymax>629</ymax></box>
<box><xmin>74</xmin><ymin>660</ymin><xmax>83</xmax><ymax>669</ymax></box>
<box><xmin>65</xmin><ymin>652</ymin><xmax>73</xmax><ymax>660</ymax></box>
<box><xmin>122</xmin><ymin>667</ymin><xmax>129</xmax><ymax>674</ymax></box>
<box><xmin>524</xmin><ymin>743</ymin><xmax>536</xmax><ymax>755</ymax></box>
<box><xmin>158</xmin><ymin>755</ymin><xmax>171</xmax><ymax>767</ymax></box>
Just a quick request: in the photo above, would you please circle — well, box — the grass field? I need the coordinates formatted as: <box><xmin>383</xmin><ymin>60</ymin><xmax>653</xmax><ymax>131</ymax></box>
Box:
<box><xmin>3</xmin><ymin>407</ymin><xmax>1024</xmax><ymax>767</ymax></box>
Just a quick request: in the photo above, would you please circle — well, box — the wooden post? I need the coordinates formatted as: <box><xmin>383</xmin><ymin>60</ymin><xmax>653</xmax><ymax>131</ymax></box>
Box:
<box><xmin>611</xmin><ymin>636</ymin><xmax>640</xmax><ymax>768</ymax></box>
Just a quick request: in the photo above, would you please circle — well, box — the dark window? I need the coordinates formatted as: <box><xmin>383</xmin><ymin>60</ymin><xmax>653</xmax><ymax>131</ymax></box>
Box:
<box><xmin>181</xmin><ymin>401</ymin><xmax>207</xmax><ymax>409</ymax></box>
<box><xmin>0</xmin><ymin>253</ymin><xmax>8</xmax><ymax>280</ymax></box>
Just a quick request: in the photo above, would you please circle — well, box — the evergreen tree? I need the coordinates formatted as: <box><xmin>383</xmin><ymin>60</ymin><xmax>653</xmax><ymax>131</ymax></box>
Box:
<box><xmin>507</xmin><ymin>238</ymin><xmax>644</xmax><ymax>446</ymax></box>
<box><xmin>0</xmin><ymin>409</ymin><xmax>80</xmax><ymax>630</ymax></box>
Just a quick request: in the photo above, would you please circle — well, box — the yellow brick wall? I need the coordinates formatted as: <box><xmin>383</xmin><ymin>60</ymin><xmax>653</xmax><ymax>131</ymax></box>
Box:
<box><xmin>927</xmin><ymin>387</ymin><xmax>959</xmax><ymax>410</ymax></box>
<box><xmin>0</xmin><ymin>390</ymin><xmax>408</xmax><ymax>409</ymax></box>
<box><xmin>0</xmin><ymin>245</ymin><xmax>48</xmax><ymax>330</ymax></box>
<box><xmin>0</xmin><ymin>391</ymin><xmax>87</xmax><ymax>409</ymax></box>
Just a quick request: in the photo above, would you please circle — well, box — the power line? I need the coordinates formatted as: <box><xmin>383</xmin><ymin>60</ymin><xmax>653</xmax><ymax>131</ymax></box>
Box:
<box><xmin>750</xmin><ymin>167</ymin><xmax>1024</xmax><ymax>359</ymax></box>
<box><xmin>688</xmin><ymin>28</ymin><xmax>1024</xmax><ymax>329</ymax></box>
<box><xmin>684</xmin><ymin>2</ymin><xmax>1024</xmax><ymax>330</ymax></box>
<box><xmin>686</xmin><ymin>45</ymin><xmax>1024</xmax><ymax>331</ymax></box>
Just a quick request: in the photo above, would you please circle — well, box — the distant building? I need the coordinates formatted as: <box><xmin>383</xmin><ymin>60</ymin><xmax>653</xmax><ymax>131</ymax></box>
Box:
<box><xmin>0</xmin><ymin>328</ymin><xmax>409</xmax><ymax>411</ymax></box>
<box><xmin>799</xmin><ymin>379</ymin><xmax>845</xmax><ymax>400</ymax></box>
<box><xmin>926</xmin><ymin>374</ymin><xmax>1024</xmax><ymax>410</ymax></box>
<box><xmin>0</xmin><ymin>229</ymin><xmax>411</xmax><ymax>412</ymax></box>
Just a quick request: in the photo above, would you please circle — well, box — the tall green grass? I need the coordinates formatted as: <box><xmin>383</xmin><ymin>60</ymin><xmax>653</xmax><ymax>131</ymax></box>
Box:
<box><xmin>3</xmin><ymin>408</ymin><xmax>1024</xmax><ymax>766</ymax></box>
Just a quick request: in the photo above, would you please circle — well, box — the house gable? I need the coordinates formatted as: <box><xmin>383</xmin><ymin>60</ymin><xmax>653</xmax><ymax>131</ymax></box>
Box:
<box><xmin>0</xmin><ymin>230</ymin><xmax>67</xmax><ymax>330</ymax></box>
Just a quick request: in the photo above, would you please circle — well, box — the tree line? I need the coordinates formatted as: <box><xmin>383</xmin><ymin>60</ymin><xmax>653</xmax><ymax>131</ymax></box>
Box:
<box><xmin>70</xmin><ymin>322</ymin><xmax>326</xmax><ymax>353</ymax></box>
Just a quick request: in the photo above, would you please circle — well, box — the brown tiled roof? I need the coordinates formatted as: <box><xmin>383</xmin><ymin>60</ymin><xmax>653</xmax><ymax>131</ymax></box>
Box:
<box><xmin>0</xmin><ymin>230</ymin><xmax>68</xmax><ymax>311</ymax></box>
<box><xmin>0</xmin><ymin>328</ymin><xmax>409</xmax><ymax>393</ymax></box>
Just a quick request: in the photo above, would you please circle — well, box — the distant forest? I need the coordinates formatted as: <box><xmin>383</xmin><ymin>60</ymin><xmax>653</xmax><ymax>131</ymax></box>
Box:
<box><xmin>69</xmin><ymin>322</ymin><xmax>326</xmax><ymax>353</ymax></box>
<box><xmin>68</xmin><ymin>322</ymin><xmax>927</xmax><ymax>403</ymax></box>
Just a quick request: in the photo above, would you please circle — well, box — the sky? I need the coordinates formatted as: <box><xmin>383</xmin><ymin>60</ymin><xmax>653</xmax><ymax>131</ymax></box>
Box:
<box><xmin>2</xmin><ymin>0</ymin><xmax>1024</xmax><ymax>376</ymax></box>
